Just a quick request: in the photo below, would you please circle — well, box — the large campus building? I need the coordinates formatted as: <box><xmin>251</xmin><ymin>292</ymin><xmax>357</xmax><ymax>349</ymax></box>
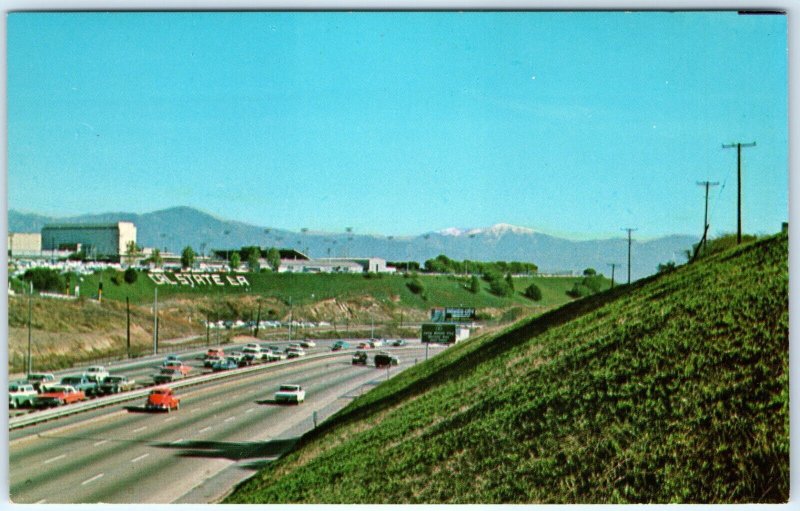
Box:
<box><xmin>40</xmin><ymin>222</ymin><xmax>137</xmax><ymax>260</ymax></box>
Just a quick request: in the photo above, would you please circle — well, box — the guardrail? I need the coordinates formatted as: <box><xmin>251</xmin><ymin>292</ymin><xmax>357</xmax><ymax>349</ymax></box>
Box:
<box><xmin>9</xmin><ymin>346</ymin><xmax>423</xmax><ymax>430</ymax></box>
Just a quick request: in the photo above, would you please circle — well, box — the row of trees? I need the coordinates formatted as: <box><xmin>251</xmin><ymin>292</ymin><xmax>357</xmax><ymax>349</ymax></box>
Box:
<box><xmin>421</xmin><ymin>254</ymin><xmax>538</xmax><ymax>275</ymax></box>
<box><xmin>132</xmin><ymin>244</ymin><xmax>282</xmax><ymax>272</ymax></box>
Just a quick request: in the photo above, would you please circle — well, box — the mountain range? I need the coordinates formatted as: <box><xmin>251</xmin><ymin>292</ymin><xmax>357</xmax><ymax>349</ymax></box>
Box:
<box><xmin>9</xmin><ymin>207</ymin><xmax>697</xmax><ymax>280</ymax></box>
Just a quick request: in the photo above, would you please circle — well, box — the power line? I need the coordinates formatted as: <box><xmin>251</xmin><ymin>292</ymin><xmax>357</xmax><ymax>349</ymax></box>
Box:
<box><xmin>721</xmin><ymin>141</ymin><xmax>756</xmax><ymax>244</ymax></box>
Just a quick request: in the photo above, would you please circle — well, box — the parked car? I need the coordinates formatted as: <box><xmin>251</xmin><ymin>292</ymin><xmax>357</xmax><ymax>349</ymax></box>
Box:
<box><xmin>352</xmin><ymin>350</ymin><xmax>368</xmax><ymax>365</ymax></box>
<box><xmin>331</xmin><ymin>341</ymin><xmax>351</xmax><ymax>351</ymax></box>
<box><xmin>145</xmin><ymin>387</ymin><xmax>180</xmax><ymax>412</ymax></box>
<box><xmin>274</xmin><ymin>384</ymin><xmax>305</xmax><ymax>404</ymax></box>
<box><xmin>9</xmin><ymin>382</ymin><xmax>38</xmax><ymax>408</ymax></box>
<box><xmin>299</xmin><ymin>339</ymin><xmax>316</xmax><ymax>348</ymax></box>
<box><xmin>26</xmin><ymin>373</ymin><xmax>55</xmax><ymax>392</ymax></box>
<box><xmin>212</xmin><ymin>357</ymin><xmax>240</xmax><ymax>371</ymax></box>
<box><xmin>85</xmin><ymin>366</ymin><xmax>110</xmax><ymax>383</ymax></box>
<box><xmin>98</xmin><ymin>375</ymin><xmax>136</xmax><ymax>394</ymax></box>
<box><xmin>152</xmin><ymin>368</ymin><xmax>186</xmax><ymax>384</ymax></box>
<box><xmin>35</xmin><ymin>385</ymin><xmax>86</xmax><ymax>407</ymax></box>
<box><xmin>374</xmin><ymin>351</ymin><xmax>400</xmax><ymax>368</ymax></box>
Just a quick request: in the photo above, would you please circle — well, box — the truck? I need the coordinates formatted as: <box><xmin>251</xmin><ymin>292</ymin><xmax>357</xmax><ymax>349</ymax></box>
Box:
<box><xmin>145</xmin><ymin>387</ymin><xmax>180</xmax><ymax>412</ymax></box>
<box><xmin>274</xmin><ymin>384</ymin><xmax>305</xmax><ymax>404</ymax></box>
<box><xmin>374</xmin><ymin>351</ymin><xmax>400</xmax><ymax>368</ymax></box>
<box><xmin>9</xmin><ymin>382</ymin><xmax>38</xmax><ymax>408</ymax></box>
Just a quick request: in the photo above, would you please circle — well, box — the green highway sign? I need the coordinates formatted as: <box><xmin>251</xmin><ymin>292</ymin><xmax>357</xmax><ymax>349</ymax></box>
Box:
<box><xmin>421</xmin><ymin>323</ymin><xmax>456</xmax><ymax>344</ymax></box>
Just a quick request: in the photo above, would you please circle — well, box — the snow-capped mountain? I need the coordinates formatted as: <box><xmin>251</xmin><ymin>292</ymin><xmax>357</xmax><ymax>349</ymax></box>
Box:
<box><xmin>437</xmin><ymin>223</ymin><xmax>536</xmax><ymax>237</ymax></box>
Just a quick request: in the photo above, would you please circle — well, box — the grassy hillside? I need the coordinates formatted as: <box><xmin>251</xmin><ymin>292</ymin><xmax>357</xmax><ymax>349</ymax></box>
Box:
<box><xmin>226</xmin><ymin>233</ymin><xmax>788</xmax><ymax>504</ymax></box>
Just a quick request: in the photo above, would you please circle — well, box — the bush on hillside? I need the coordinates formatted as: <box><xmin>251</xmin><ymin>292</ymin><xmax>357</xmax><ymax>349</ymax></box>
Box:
<box><xmin>524</xmin><ymin>283</ymin><xmax>542</xmax><ymax>301</ymax></box>
<box><xmin>22</xmin><ymin>268</ymin><xmax>65</xmax><ymax>293</ymax></box>
<box><xmin>124</xmin><ymin>268</ymin><xmax>138</xmax><ymax>284</ymax></box>
<box><xmin>406</xmin><ymin>278</ymin><xmax>425</xmax><ymax>295</ymax></box>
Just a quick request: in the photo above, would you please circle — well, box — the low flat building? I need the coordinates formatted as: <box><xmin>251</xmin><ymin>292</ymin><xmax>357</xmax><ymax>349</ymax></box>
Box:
<box><xmin>8</xmin><ymin>232</ymin><xmax>42</xmax><ymax>257</ymax></box>
<box><xmin>41</xmin><ymin>222</ymin><xmax>137</xmax><ymax>260</ymax></box>
<box><xmin>279</xmin><ymin>259</ymin><xmax>363</xmax><ymax>274</ymax></box>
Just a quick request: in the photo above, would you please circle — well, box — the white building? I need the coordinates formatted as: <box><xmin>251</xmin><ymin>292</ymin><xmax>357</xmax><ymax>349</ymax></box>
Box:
<box><xmin>8</xmin><ymin>232</ymin><xmax>42</xmax><ymax>257</ymax></box>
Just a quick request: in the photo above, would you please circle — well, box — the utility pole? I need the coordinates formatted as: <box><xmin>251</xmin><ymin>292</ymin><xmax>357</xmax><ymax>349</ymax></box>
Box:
<box><xmin>697</xmin><ymin>180</ymin><xmax>720</xmax><ymax>253</ymax></box>
<box><xmin>254</xmin><ymin>301</ymin><xmax>262</xmax><ymax>338</ymax></box>
<box><xmin>27</xmin><ymin>282</ymin><xmax>33</xmax><ymax>375</ymax></box>
<box><xmin>288</xmin><ymin>296</ymin><xmax>293</xmax><ymax>341</ymax></box>
<box><xmin>607</xmin><ymin>263</ymin><xmax>618</xmax><ymax>289</ymax></box>
<box><xmin>622</xmin><ymin>228</ymin><xmax>637</xmax><ymax>285</ymax></box>
<box><xmin>722</xmin><ymin>142</ymin><xmax>756</xmax><ymax>244</ymax></box>
<box><xmin>126</xmin><ymin>296</ymin><xmax>131</xmax><ymax>358</ymax></box>
<box><xmin>153</xmin><ymin>287</ymin><xmax>159</xmax><ymax>355</ymax></box>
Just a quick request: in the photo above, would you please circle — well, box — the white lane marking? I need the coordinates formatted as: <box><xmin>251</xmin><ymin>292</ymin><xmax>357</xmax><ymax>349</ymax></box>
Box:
<box><xmin>245</xmin><ymin>408</ymin><xmax>254</xmax><ymax>413</ymax></box>
<box><xmin>81</xmin><ymin>473</ymin><xmax>104</xmax><ymax>485</ymax></box>
<box><xmin>131</xmin><ymin>453</ymin><xmax>150</xmax><ymax>463</ymax></box>
<box><xmin>35</xmin><ymin>499</ymin><xmax>47</xmax><ymax>504</ymax></box>
<box><xmin>43</xmin><ymin>454</ymin><xmax>66</xmax><ymax>464</ymax></box>
<box><xmin>170</xmin><ymin>438</ymin><xmax>184</xmax><ymax>445</ymax></box>
<box><xmin>163</xmin><ymin>417</ymin><xmax>175</xmax><ymax>423</ymax></box>
<box><xmin>224</xmin><ymin>416</ymin><xmax>236</xmax><ymax>422</ymax></box>
<box><xmin>211</xmin><ymin>400</ymin><xmax>221</xmax><ymax>405</ymax></box>
<box><xmin>198</xmin><ymin>426</ymin><xmax>211</xmax><ymax>433</ymax></box>
<box><xmin>93</xmin><ymin>440</ymin><xmax>109</xmax><ymax>447</ymax></box>
<box><xmin>132</xmin><ymin>426</ymin><xmax>147</xmax><ymax>433</ymax></box>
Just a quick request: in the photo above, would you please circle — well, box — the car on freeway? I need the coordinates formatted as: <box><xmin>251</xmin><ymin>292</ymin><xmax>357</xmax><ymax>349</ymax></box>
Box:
<box><xmin>145</xmin><ymin>387</ymin><xmax>180</xmax><ymax>412</ymax></box>
<box><xmin>35</xmin><ymin>385</ymin><xmax>86</xmax><ymax>407</ymax></box>
<box><xmin>299</xmin><ymin>339</ymin><xmax>316</xmax><ymax>348</ymax></box>
<box><xmin>211</xmin><ymin>357</ymin><xmax>240</xmax><ymax>371</ymax></box>
<box><xmin>244</xmin><ymin>343</ymin><xmax>260</xmax><ymax>350</ymax></box>
<box><xmin>164</xmin><ymin>354</ymin><xmax>181</xmax><ymax>364</ymax></box>
<box><xmin>85</xmin><ymin>366</ymin><xmax>110</xmax><ymax>382</ymax></box>
<box><xmin>98</xmin><ymin>375</ymin><xmax>136</xmax><ymax>394</ymax></box>
<box><xmin>26</xmin><ymin>373</ymin><xmax>55</xmax><ymax>392</ymax></box>
<box><xmin>205</xmin><ymin>348</ymin><xmax>225</xmax><ymax>359</ymax></box>
<box><xmin>357</xmin><ymin>342</ymin><xmax>372</xmax><ymax>350</ymax></box>
<box><xmin>266</xmin><ymin>344</ymin><xmax>282</xmax><ymax>352</ymax></box>
<box><xmin>162</xmin><ymin>360</ymin><xmax>192</xmax><ymax>376</ymax></box>
<box><xmin>331</xmin><ymin>341</ymin><xmax>351</xmax><ymax>351</ymax></box>
<box><xmin>152</xmin><ymin>368</ymin><xmax>186</xmax><ymax>384</ymax></box>
<box><xmin>9</xmin><ymin>382</ymin><xmax>38</xmax><ymax>408</ymax></box>
<box><xmin>204</xmin><ymin>355</ymin><xmax>223</xmax><ymax>368</ymax></box>
<box><xmin>286</xmin><ymin>347</ymin><xmax>306</xmax><ymax>358</ymax></box>
<box><xmin>274</xmin><ymin>384</ymin><xmax>305</xmax><ymax>404</ymax></box>
<box><xmin>267</xmin><ymin>350</ymin><xmax>288</xmax><ymax>362</ymax></box>
<box><xmin>369</xmin><ymin>339</ymin><xmax>384</xmax><ymax>348</ymax></box>
<box><xmin>391</xmin><ymin>339</ymin><xmax>407</xmax><ymax>347</ymax></box>
<box><xmin>243</xmin><ymin>346</ymin><xmax>269</xmax><ymax>363</ymax></box>
<box><xmin>352</xmin><ymin>350</ymin><xmax>368</xmax><ymax>365</ymax></box>
<box><xmin>60</xmin><ymin>374</ymin><xmax>101</xmax><ymax>396</ymax></box>
<box><xmin>374</xmin><ymin>351</ymin><xmax>400</xmax><ymax>368</ymax></box>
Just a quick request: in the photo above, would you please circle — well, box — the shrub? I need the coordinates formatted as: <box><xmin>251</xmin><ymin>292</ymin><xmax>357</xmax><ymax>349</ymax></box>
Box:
<box><xmin>524</xmin><ymin>283</ymin><xmax>543</xmax><ymax>301</ymax></box>
<box><xmin>469</xmin><ymin>275</ymin><xmax>481</xmax><ymax>294</ymax></box>
<box><xmin>124</xmin><ymin>268</ymin><xmax>138</xmax><ymax>284</ymax></box>
<box><xmin>406</xmin><ymin>279</ymin><xmax>425</xmax><ymax>295</ymax></box>
<box><xmin>111</xmin><ymin>272</ymin><xmax>123</xmax><ymax>285</ymax></box>
<box><xmin>22</xmin><ymin>268</ymin><xmax>65</xmax><ymax>293</ymax></box>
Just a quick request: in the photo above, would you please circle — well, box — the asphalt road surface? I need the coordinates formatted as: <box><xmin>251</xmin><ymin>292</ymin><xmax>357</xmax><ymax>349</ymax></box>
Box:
<box><xmin>9</xmin><ymin>344</ymin><xmax>438</xmax><ymax>503</ymax></box>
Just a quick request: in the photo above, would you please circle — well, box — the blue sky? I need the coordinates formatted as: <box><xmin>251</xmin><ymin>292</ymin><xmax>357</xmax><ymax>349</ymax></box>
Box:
<box><xmin>7</xmin><ymin>11</ymin><xmax>788</xmax><ymax>239</ymax></box>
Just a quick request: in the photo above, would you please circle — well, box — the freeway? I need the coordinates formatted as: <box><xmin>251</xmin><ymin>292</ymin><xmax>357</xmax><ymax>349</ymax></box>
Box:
<box><xmin>9</xmin><ymin>344</ymin><xmax>438</xmax><ymax>503</ymax></box>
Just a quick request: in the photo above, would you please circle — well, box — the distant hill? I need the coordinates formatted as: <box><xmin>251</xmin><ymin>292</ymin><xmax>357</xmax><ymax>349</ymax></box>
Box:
<box><xmin>9</xmin><ymin>207</ymin><xmax>697</xmax><ymax>280</ymax></box>
<box><xmin>226</xmin><ymin>234</ymin><xmax>789</xmax><ymax>504</ymax></box>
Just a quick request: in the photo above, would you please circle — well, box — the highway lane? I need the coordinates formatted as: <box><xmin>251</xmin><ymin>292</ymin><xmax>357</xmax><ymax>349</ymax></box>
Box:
<box><xmin>10</xmin><ymin>345</ymin><xmax>434</xmax><ymax>503</ymax></box>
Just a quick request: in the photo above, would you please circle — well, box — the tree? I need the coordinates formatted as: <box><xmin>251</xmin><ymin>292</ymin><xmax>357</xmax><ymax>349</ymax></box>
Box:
<box><xmin>22</xmin><ymin>268</ymin><xmax>65</xmax><ymax>293</ymax></box>
<box><xmin>583</xmin><ymin>268</ymin><xmax>597</xmax><ymax>276</ymax></box>
<box><xmin>657</xmin><ymin>261</ymin><xmax>677</xmax><ymax>273</ymax></box>
<box><xmin>230</xmin><ymin>251</ymin><xmax>241</xmax><ymax>270</ymax></box>
<box><xmin>150</xmin><ymin>248</ymin><xmax>163</xmax><ymax>268</ymax></box>
<box><xmin>469</xmin><ymin>275</ymin><xmax>481</xmax><ymax>294</ymax></box>
<box><xmin>181</xmin><ymin>246</ymin><xmax>195</xmax><ymax>269</ymax></box>
<box><xmin>524</xmin><ymin>283</ymin><xmax>542</xmax><ymax>301</ymax></box>
<box><xmin>266</xmin><ymin>247</ymin><xmax>281</xmax><ymax>272</ymax></box>
<box><xmin>505</xmin><ymin>272</ymin><xmax>514</xmax><ymax>291</ymax></box>
<box><xmin>247</xmin><ymin>247</ymin><xmax>261</xmax><ymax>272</ymax></box>
<box><xmin>124</xmin><ymin>267</ymin><xmax>138</xmax><ymax>284</ymax></box>
<box><xmin>124</xmin><ymin>240</ymin><xmax>141</xmax><ymax>266</ymax></box>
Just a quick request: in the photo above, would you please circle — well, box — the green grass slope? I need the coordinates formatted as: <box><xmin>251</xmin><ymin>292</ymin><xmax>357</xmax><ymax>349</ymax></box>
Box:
<box><xmin>226</xmin><ymin>234</ymin><xmax>788</xmax><ymax>504</ymax></box>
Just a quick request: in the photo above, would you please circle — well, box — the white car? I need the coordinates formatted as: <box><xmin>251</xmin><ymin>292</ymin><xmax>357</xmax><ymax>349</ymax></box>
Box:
<box><xmin>299</xmin><ymin>340</ymin><xmax>316</xmax><ymax>348</ymax></box>
<box><xmin>286</xmin><ymin>347</ymin><xmax>306</xmax><ymax>358</ymax></box>
<box><xmin>274</xmin><ymin>384</ymin><xmax>305</xmax><ymax>404</ymax></box>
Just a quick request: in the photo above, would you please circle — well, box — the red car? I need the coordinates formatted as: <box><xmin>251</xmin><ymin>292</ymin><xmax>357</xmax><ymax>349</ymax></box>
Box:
<box><xmin>145</xmin><ymin>387</ymin><xmax>181</xmax><ymax>412</ymax></box>
<box><xmin>357</xmin><ymin>342</ymin><xmax>372</xmax><ymax>349</ymax></box>
<box><xmin>162</xmin><ymin>361</ymin><xmax>192</xmax><ymax>376</ymax></box>
<box><xmin>35</xmin><ymin>385</ymin><xmax>86</xmax><ymax>407</ymax></box>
